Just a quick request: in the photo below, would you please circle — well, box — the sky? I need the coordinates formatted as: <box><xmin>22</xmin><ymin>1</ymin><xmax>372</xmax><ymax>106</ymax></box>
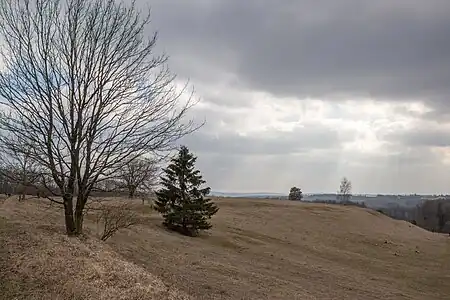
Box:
<box><xmin>2</xmin><ymin>0</ymin><xmax>446</xmax><ymax>195</ymax></box>
<box><xmin>140</xmin><ymin>0</ymin><xmax>450</xmax><ymax>195</ymax></box>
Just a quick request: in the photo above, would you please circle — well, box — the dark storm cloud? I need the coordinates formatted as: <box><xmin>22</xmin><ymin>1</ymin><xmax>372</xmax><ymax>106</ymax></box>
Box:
<box><xmin>147</xmin><ymin>0</ymin><xmax>450</xmax><ymax>110</ymax></box>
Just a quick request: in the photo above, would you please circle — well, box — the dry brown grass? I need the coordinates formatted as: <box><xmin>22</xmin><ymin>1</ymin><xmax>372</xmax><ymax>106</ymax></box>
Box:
<box><xmin>0</xmin><ymin>197</ymin><xmax>190</xmax><ymax>300</ymax></box>
<box><xmin>1</xmin><ymin>196</ymin><xmax>450</xmax><ymax>299</ymax></box>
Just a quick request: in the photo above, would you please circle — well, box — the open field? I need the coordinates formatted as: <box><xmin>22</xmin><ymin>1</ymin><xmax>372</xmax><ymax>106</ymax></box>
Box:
<box><xmin>1</xmin><ymin>196</ymin><xmax>449</xmax><ymax>299</ymax></box>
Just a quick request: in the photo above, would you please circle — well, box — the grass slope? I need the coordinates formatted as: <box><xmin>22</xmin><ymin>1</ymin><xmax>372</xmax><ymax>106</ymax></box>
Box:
<box><xmin>0</xmin><ymin>197</ymin><xmax>189</xmax><ymax>300</ymax></box>
<box><xmin>1</xmin><ymin>196</ymin><xmax>449</xmax><ymax>299</ymax></box>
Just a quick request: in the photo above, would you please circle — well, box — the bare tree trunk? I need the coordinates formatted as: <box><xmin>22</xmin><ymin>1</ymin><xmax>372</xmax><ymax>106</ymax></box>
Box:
<box><xmin>63</xmin><ymin>194</ymin><xmax>86</xmax><ymax>235</ymax></box>
<box><xmin>74</xmin><ymin>207</ymin><xmax>84</xmax><ymax>234</ymax></box>
<box><xmin>73</xmin><ymin>192</ymin><xmax>88</xmax><ymax>234</ymax></box>
<box><xmin>129</xmin><ymin>187</ymin><xmax>136</xmax><ymax>199</ymax></box>
<box><xmin>63</xmin><ymin>195</ymin><xmax>76</xmax><ymax>235</ymax></box>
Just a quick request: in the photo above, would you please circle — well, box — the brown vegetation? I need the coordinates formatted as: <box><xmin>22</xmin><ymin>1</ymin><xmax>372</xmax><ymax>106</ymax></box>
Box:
<box><xmin>1</xmin><ymin>196</ymin><xmax>450</xmax><ymax>299</ymax></box>
<box><xmin>89</xmin><ymin>200</ymin><xmax>139</xmax><ymax>241</ymax></box>
<box><xmin>0</xmin><ymin>197</ymin><xmax>189</xmax><ymax>300</ymax></box>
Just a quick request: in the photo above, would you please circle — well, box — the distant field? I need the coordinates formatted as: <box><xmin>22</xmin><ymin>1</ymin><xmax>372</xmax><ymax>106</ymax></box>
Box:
<box><xmin>1</xmin><ymin>196</ymin><xmax>449</xmax><ymax>299</ymax></box>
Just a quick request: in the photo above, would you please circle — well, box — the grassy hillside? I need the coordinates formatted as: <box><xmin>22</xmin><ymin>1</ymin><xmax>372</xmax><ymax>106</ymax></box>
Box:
<box><xmin>1</xmin><ymin>196</ymin><xmax>449</xmax><ymax>299</ymax></box>
<box><xmin>0</xmin><ymin>197</ymin><xmax>190</xmax><ymax>300</ymax></box>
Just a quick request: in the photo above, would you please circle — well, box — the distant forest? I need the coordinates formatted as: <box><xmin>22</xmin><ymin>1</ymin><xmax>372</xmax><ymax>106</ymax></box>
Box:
<box><xmin>310</xmin><ymin>197</ymin><xmax>450</xmax><ymax>234</ymax></box>
<box><xmin>377</xmin><ymin>199</ymin><xmax>450</xmax><ymax>234</ymax></box>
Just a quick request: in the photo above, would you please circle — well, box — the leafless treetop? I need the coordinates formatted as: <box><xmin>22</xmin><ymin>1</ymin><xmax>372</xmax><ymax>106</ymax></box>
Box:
<box><xmin>0</xmin><ymin>0</ymin><xmax>199</xmax><ymax>234</ymax></box>
<box><xmin>0</xmin><ymin>0</ymin><xmax>196</xmax><ymax>194</ymax></box>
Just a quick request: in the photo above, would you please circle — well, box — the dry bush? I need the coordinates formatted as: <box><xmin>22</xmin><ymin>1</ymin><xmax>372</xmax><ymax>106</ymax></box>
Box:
<box><xmin>91</xmin><ymin>201</ymin><xmax>138</xmax><ymax>241</ymax></box>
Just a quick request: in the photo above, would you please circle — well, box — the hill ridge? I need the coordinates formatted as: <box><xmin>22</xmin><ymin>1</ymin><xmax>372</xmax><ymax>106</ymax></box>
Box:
<box><xmin>1</xmin><ymin>196</ymin><xmax>449</xmax><ymax>299</ymax></box>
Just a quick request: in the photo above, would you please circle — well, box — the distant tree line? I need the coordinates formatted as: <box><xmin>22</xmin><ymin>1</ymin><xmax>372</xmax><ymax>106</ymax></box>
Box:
<box><xmin>379</xmin><ymin>198</ymin><xmax>450</xmax><ymax>233</ymax></box>
<box><xmin>310</xmin><ymin>199</ymin><xmax>367</xmax><ymax>208</ymax></box>
<box><xmin>288</xmin><ymin>176</ymin><xmax>450</xmax><ymax>234</ymax></box>
<box><xmin>0</xmin><ymin>165</ymin><xmax>54</xmax><ymax>199</ymax></box>
<box><xmin>0</xmin><ymin>158</ymin><xmax>157</xmax><ymax>201</ymax></box>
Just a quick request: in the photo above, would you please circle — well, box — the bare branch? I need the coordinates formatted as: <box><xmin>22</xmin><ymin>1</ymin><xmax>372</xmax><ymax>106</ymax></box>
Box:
<box><xmin>0</xmin><ymin>134</ymin><xmax>43</xmax><ymax>200</ymax></box>
<box><xmin>0</xmin><ymin>0</ymin><xmax>199</xmax><ymax>235</ymax></box>
<box><xmin>338</xmin><ymin>177</ymin><xmax>352</xmax><ymax>202</ymax></box>
<box><xmin>91</xmin><ymin>199</ymin><xmax>138</xmax><ymax>241</ymax></box>
<box><xmin>42</xmin><ymin>195</ymin><xmax>65</xmax><ymax>206</ymax></box>
<box><xmin>115</xmin><ymin>157</ymin><xmax>158</xmax><ymax>198</ymax></box>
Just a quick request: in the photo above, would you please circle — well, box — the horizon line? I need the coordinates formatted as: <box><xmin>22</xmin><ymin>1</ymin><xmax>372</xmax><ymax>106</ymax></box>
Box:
<box><xmin>210</xmin><ymin>190</ymin><xmax>450</xmax><ymax>196</ymax></box>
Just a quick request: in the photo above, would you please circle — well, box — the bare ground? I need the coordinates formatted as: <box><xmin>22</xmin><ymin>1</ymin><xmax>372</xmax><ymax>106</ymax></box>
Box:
<box><xmin>1</xmin><ymin>196</ymin><xmax>449</xmax><ymax>299</ymax></box>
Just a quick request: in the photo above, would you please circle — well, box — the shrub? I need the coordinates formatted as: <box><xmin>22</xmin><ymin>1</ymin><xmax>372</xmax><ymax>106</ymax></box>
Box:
<box><xmin>92</xmin><ymin>201</ymin><xmax>138</xmax><ymax>241</ymax></box>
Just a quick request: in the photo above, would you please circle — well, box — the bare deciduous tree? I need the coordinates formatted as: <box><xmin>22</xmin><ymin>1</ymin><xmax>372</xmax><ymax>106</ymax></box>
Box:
<box><xmin>0</xmin><ymin>138</ymin><xmax>41</xmax><ymax>200</ymax></box>
<box><xmin>117</xmin><ymin>157</ymin><xmax>157</xmax><ymax>199</ymax></box>
<box><xmin>338</xmin><ymin>177</ymin><xmax>352</xmax><ymax>202</ymax></box>
<box><xmin>0</xmin><ymin>0</ymin><xmax>198</xmax><ymax>235</ymax></box>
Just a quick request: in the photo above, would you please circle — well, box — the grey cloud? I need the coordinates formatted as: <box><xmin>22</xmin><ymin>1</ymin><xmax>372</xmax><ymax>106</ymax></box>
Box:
<box><xmin>148</xmin><ymin>0</ymin><xmax>450</xmax><ymax>111</ymax></box>
<box><xmin>140</xmin><ymin>0</ymin><xmax>450</xmax><ymax>193</ymax></box>
<box><xmin>184</xmin><ymin>104</ymin><xmax>249</xmax><ymax>134</ymax></box>
<box><xmin>191</xmin><ymin>150</ymin><xmax>343</xmax><ymax>193</ymax></box>
<box><xmin>346</xmin><ymin>147</ymin><xmax>448</xmax><ymax>194</ymax></box>
<box><xmin>180</xmin><ymin>124</ymin><xmax>342</xmax><ymax>156</ymax></box>
<box><xmin>186</xmin><ymin>146</ymin><xmax>447</xmax><ymax>194</ymax></box>
<box><xmin>421</xmin><ymin>103</ymin><xmax>450</xmax><ymax>122</ymax></box>
<box><xmin>383</xmin><ymin>127</ymin><xmax>450</xmax><ymax>148</ymax></box>
<box><xmin>370</xmin><ymin>148</ymin><xmax>440</xmax><ymax>167</ymax></box>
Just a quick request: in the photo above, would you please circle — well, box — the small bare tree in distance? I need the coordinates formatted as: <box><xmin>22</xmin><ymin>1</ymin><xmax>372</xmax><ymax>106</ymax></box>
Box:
<box><xmin>118</xmin><ymin>157</ymin><xmax>157</xmax><ymax>199</ymax></box>
<box><xmin>0</xmin><ymin>0</ymin><xmax>198</xmax><ymax>236</ymax></box>
<box><xmin>0</xmin><ymin>137</ymin><xmax>41</xmax><ymax>201</ymax></box>
<box><xmin>338</xmin><ymin>177</ymin><xmax>352</xmax><ymax>202</ymax></box>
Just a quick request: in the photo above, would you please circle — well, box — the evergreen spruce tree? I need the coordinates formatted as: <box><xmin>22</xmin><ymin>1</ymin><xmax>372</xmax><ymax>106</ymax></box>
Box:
<box><xmin>155</xmin><ymin>146</ymin><xmax>219</xmax><ymax>236</ymax></box>
<box><xmin>288</xmin><ymin>186</ymin><xmax>303</xmax><ymax>201</ymax></box>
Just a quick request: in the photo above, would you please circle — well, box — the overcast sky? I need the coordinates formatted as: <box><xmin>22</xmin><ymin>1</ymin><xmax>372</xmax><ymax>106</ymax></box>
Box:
<box><xmin>144</xmin><ymin>0</ymin><xmax>450</xmax><ymax>194</ymax></box>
